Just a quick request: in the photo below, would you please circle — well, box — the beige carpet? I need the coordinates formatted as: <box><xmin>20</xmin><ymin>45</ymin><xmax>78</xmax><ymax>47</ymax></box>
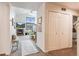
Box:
<box><xmin>19</xmin><ymin>36</ymin><xmax>39</xmax><ymax>56</ymax></box>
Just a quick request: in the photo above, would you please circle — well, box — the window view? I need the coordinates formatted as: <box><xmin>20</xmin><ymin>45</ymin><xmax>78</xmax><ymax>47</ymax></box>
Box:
<box><xmin>25</xmin><ymin>17</ymin><xmax>36</xmax><ymax>36</ymax></box>
<box><xmin>16</xmin><ymin>23</ymin><xmax>25</xmax><ymax>29</ymax></box>
<box><xmin>26</xmin><ymin>17</ymin><xmax>35</xmax><ymax>23</ymax></box>
<box><xmin>16</xmin><ymin>16</ymin><xmax>36</xmax><ymax>36</ymax></box>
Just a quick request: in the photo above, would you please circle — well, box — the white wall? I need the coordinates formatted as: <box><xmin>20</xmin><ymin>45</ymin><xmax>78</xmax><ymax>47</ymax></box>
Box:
<box><xmin>10</xmin><ymin>6</ymin><xmax>16</xmax><ymax>36</ymax></box>
<box><xmin>36</xmin><ymin>3</ymin><xmax>46</xmax><ymax>52</ymax></box>
<box><xmin>15</xmin><ymin>12</ymin><xmax>37</xmax><ymax>24</ymax></box>
<box><xmin>0</xmin><ymin>3</ymin><xmax>11</xmax><ymax>55</ymax></box>
<box><xmin>15</xmin><ymin>14</ymin><xmax>27</xmax><ymax>24</ymax></box>
<box><xmin>14</xmin><ymin>7</ymin><xmax>37</xmax><ymax>24</ymax></box>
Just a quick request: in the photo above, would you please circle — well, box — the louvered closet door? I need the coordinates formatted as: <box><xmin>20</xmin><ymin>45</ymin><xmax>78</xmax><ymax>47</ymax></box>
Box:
<box><xmin>48</xmin><ymin>12</ymin><xmax>60</xmax><ymax>50</ymax></box>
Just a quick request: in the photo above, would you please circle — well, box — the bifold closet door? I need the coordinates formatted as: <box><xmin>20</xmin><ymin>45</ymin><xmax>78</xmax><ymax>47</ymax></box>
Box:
<box><xmin>48</xmin><ymin>11</ymin><xmax>72</xmax><ymax>51</ymax></box>
<box><xmin>48</xmin><ymin>12</ymin><xmax>60</xmax><ymax>50</ymax></box>
<box><xmin>59</xmin><ymin>13</ymin><xmax>70</xmax><ymax>49</ymax></box>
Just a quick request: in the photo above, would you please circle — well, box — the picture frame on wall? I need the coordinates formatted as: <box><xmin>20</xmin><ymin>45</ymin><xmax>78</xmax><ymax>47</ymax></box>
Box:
<box><xmin>12</xmin><ymin>18</ymin><xmax>14</xmax><ymax>26</ymax></box>
<box><xmin>37</xmin><ymin>17</ymin><xmax>42</xmax><ymax>32</ymax></box>
<box><xmin>38</xmin><ymin>17</ymin><xmax>42</xmax><ymax>24</ymax></box>
<box><xmin>12</xmin><ymin>18</ymin><xmax>16</xmax><ymax>29</ymax></box>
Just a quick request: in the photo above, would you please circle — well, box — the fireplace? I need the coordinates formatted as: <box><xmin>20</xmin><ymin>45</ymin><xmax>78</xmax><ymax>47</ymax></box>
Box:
<box><xmin>16</xmin><ymin>29</ymin><xmax>24</xmax><ymax>36</ymax></box>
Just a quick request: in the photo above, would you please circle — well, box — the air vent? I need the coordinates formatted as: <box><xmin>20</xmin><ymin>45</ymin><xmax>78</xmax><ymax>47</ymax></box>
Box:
<box><xmin>61</xmin><ymin>8</ymin><xmax>66</xmax><ymax>11</ymax></box>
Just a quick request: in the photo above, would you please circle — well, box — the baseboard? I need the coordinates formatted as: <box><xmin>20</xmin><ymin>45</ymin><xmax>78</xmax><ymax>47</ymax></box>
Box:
<box><xmin>46</xmin><ymin>47</ymin><xmax>73</xmax><ymax>53</ymax></box>
<box><xmin>0</xmin><ymin>53</ymin><xmax>6</xmax><ymax>56</ymax></box>
<box><xmin>0</xmin><ymin>50</ymin><xmax>11</xmax><ymax>56</ymax></box>
<box><xmin>35</xmin><ymin>44</ymin><xmax>46</xmax><ymax>53</ymax></box>
<box><xmin>0</xmin><ymin>51</ymin><xmax>6</xmax><ymax>56</ymax></box>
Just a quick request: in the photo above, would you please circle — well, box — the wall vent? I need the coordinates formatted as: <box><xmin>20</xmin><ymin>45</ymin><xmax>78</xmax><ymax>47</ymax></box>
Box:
<box><xmin>61</xmin><ymin>8</ymin><xmax>66</xmax><ymax>11</ymax></box>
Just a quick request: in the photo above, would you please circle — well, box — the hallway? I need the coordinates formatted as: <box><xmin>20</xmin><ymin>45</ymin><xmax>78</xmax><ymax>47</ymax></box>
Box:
<box><xmin>10</xmin><ymin>36</ymin><xmax>77</xmax><ymax>56</ymax></box>
<box><xmin>10</xmin><ymin>36</ymin><xmax>39</xmax><ymax>56</ymax></box>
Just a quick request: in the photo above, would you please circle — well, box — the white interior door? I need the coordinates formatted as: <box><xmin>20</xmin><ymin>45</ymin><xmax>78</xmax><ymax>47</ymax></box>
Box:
<box><xmin>55</xmin><ymin>12</ymin><xmax>61</xmax><ymax>50</ymax></box>
<box><xmin>48</xmin><ymin>12</ymin><xmax>60</xmax><ymax>50</ymax></box>
<box><xmin>48</xmin><ymin>11</ymin><xmax>72</xmax><ymax>51</ymax></box>
<box><xmin>60</xmin><ymin>13</ymin><xmax>70</xmax><ymax>48</ymax></box>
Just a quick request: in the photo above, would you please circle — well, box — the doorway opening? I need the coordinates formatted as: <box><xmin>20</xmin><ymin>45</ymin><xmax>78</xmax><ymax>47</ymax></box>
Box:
<box><xmin>10</xmin><ymin>6</ymin><xmax>39</xmax><ymax>56</ymax></box>
<box><xmin>72</xmin><ymin>15</ymin><xmax>77</xmax><ymax>54</ymax></box>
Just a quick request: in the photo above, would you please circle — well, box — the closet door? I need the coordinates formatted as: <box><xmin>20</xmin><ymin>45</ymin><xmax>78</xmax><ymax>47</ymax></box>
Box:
<box><xmin>48</xmin><ymin>12</ymin><xmax>60</xmax><ymax>50</ymax></box>
<box><xmin>48</xmin><ymin>11</ymin><xmax>72</xmax><ymax>51</ymax></box>
<box><xmin>60</xmin><ymin>13</ymin><xmax>71</xmax><ymax>48</ymax></box>
<box><xmin>55</xmin><ymin>12</ymin><xmax>61</xmax><ymax>49</ymax></box>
